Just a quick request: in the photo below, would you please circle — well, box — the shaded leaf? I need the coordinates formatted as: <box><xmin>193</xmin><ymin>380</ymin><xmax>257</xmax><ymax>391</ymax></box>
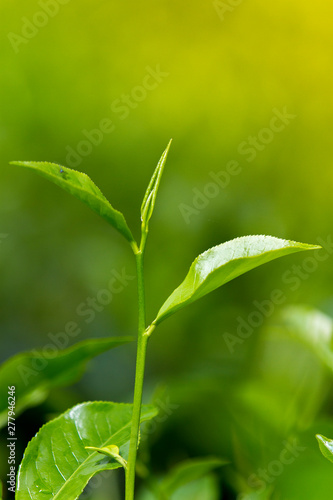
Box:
<box><xmin>237</xmin><ymin>488</ymin><xmax>274</xmax><ymax>500</ymax></box>
<box><xmin>16</xmin><ymin>402</ymin><xmax>158</xmax><ymax>500</ymax></box>
<box><xmin>161</xmin><ymin>457</ymin><xmax>226</xmax><ymax>497</ymax></box>
<box><xmin>138</xmin><ymin>474</ymin><xmax>220</xmax><ymax>500</ymax></box>
<box><xmin>141</xmin><ymin>140</ymin><xmax>172</xmax><ymax>231</ymax></box>
<box><xmin>278</xmin><ymin>306</ymin><xmax>333</xmax><ymax>371</ymax></box>
<box><xmin>10</xmin><ymin>161</ymin><xmax>136</xmax><ymax>246</ymax></box>
<box><xmin>0</xmin><ymin>337</ymin><xmax>132</xmax><ymax>428</ymax></box>
<box><xmin>153</xmin><ymin>236</ymin><xmax>320</xmax><ymax>325</ymax></box>
<box><xmin>316</xmin><ymin>434</ymin><xmax>333</xmax><ymax>463</ymax></box>
<box><xmin>172</xmin><ymin>475</ymin><xmax>219</xmax><ymax>500</ymax></box>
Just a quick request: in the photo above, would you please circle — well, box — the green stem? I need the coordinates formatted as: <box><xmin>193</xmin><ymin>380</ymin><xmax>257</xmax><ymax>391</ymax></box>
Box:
<box><xmin>125</xmin><ymin>240</ymin><xmax>148</xmax><ymax>500</ymax></box>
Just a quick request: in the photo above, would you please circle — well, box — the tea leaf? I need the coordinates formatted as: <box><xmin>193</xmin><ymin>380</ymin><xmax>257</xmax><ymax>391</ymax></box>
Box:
<box><xmin>16</xmin><ymin>402</ymin><xmax>158</xmax><ymax>500</ymax></box>
<box><xmin>238</xmin><ymin>490</ymin><xmax>274</xmax><ymax>500</ymax></box>
<box><xmin>10</xmin><ymin>161</ymin><xmax>136</xmax><ymax>246</ymax></box>
<box><xmin>0</xmin><ymin>337</ymin><xmax>133</xmax><ymax>428</ymax></box>
<box><xmin>160</xmin><ymin>457</ymin><xmax>226</xmax><ymax>497</ymax></box>
<box><xmin>171</xmin><ymin>475</ymin><xmax>220</xmax><ymax>500</ymax></box>
<box><xmin>153</xmin><ymin>235</ymin><xmax>320</xmax><ymax>325</ymax></box>
<box><xmin>141</xmin><ymin>140</ymin><xmax>172</xmax><ymax>231</ymax></box>
<box><xmin>278</xmin><ymin>306</ymin><xmax>333</xmax><ymax>370</ymax></box>
<box><xmin>316</xmin><ymin>434</ymin><xmax>333</xmax><ymax>463</ymax></box>
<box><xmin>138</xmin><ymin>474</ymin><xmax>220</xmax><ymax>500</ymax></box>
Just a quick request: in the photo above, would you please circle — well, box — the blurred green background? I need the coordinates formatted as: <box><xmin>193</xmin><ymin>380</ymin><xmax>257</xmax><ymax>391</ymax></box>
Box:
<box><xmin>1</xmin><ymin>0</ymin><xmax>333</xmax><ymax>498</ymax></box>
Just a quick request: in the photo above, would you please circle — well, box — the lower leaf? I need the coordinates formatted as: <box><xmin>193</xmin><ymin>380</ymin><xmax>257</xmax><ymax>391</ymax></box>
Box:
<box><xmin>16</xmin><ymin>402</ymin><xmax>157</xmax><ymax>499</ymax></box>
<box><xmin>0</xmin><ymin>337</ymin><xmax>133</xmax><ymax>429</ymax></box>
<box><xmin>316</xmin><ymin>434</ymin><xmax>333</xmax><ymax>463</ymax></box>
<box><xmin>161</xmin><ymin>456</ymin><xmax>226</xmax><ymax>496</ymax></box>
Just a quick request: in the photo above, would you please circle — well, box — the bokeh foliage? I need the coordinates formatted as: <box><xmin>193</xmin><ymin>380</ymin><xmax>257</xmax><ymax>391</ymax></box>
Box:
<box><xmin>0</xmin><ymin>0</ymin><xmax>332</xmax><ymax>498</ymax></box>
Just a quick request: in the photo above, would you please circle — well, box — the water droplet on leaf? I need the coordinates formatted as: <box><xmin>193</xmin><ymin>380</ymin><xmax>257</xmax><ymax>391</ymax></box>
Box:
<box><xmin>33</xmin><ymin>479</ymin><xmax>53</xmax><ymax>495</ymax></box>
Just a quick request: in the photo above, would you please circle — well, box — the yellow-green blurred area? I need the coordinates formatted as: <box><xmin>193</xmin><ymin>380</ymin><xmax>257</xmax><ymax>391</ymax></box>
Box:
<box><xmin>0</xmin><ymin>0</ymin><xmax>333</xmax><ymax>498</ymax></box>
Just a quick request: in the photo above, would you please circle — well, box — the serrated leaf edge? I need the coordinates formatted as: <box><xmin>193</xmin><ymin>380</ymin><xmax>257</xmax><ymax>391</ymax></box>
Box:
<box><xmin>153</xmin><ymin>235</ymin><xmax>321</xmax><ymax>326</ymax></box>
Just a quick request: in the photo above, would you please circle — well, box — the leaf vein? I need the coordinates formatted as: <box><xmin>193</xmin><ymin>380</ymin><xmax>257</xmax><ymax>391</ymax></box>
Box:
<box><xmin>51</xmin><ymin>417</ymin><xmax>133</xmax><ymax>499</ymax></box>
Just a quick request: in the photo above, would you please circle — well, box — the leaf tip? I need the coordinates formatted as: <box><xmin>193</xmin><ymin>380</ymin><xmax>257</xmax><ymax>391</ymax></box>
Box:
<box><xmin>140</xmin><ymin>140</ymin><xmax>173</xmax><ymax>231</ymax></box>
<box><xmin>163</xmin><ymin>139</ymin><xmax>173</xmax><ymax>159</ymax></box>
<box><xmin>299</xmin><ymin>243</ymin><xmax>322</xmax><ymax>250</ymax></box>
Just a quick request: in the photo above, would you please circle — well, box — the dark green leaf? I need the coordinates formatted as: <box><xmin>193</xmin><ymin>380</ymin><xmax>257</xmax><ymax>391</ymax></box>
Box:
<box><xmin>161</xmin><ymin>457</ymin><xmax>226</xmax><ymax>497</ymax></box>
<box><xmin>171</xmin><ymin>475</ymin><xmax>220</xmax><ymax>500</ymax></box>
<box><xmin>153</xmin><ymin>236</ymin><xmax>320</xmax><ymax>325</ymax></box>
<box><xmin>10</xmin><ymin>161</ymin><xmax>136</xmax><ymax>246</ymax></box>
<box><xmin>16</xmin><ymin>402</ymin><xmax>158</xmax><ymax>500</ymax></box>
<box><xmin>238</xmin><ymin>490</ymin><xmax>274</xmax><ymax>500</ymax></box>
<box><xmin>0</xmin><ymin>337</ymin><xmax>133</xmax><ymax>428</ymax></box>
<box><xmin>138</xmin><ymin>474</ymin><xmax>220</xmax><ymax>500</ymax></box>
<box><xmin>316</xmin><ymin>434</ymin><xmax>333</xmax><ymax>463</ymax></box>
<box><xmin>141</xmin><ymin>140</ymin><xmax>172</xmax><ymax>231</ymax></box>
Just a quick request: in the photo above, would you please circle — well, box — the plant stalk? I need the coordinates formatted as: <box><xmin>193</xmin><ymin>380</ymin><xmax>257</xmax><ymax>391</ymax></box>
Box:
<box><xmin>125</xmin><ymin>245</ymin><xmax>148</xmax><ymax>500</ymax></box>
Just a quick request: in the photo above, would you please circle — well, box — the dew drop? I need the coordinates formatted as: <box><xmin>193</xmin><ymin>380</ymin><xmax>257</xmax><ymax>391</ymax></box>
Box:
<box><xmin>33</xmin><ymin>479</ymin><xmax>53</xmax><ymax>495</ymax></box>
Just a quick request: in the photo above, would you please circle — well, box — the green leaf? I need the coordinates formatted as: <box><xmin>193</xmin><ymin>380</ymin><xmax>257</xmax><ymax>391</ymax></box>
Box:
<box><xmin>172</xmin><ymin>475</ymin><xmax>219</xmax><ymax>500</ymax></box>
<box><xmin>316</xmin><ymin>434</ymin><xmax>333</xmax><ymax>463</ymax></box>
<box><xmin>153</xmin><ymin>235</ymin><xmax>320</xmax><ymax>326</ymax></box>
<box><xmin>137</xmin><ymin>458</ymin><xmax>224</xmax><ymax>500</ymax></box>
<box><xmin>16</xmin><ymin>402</ymin><xmax>158</xmax><ymax>500</ymax></box>
<box><xmin>278</xmin><ymin>306</ymin><xmax>333</xmax><ymax>371</ymax></box>
<box><xmin>238</xmin><ymin>490</ymin><xmax>274</xmax><ymax>500</ymax></box>
<box><xmin>138</xmin><ymin>474</ymin><xmax>220</xmax><ymax>500</ymax></box>
<box><xmin>10</xmin><ymin>161</ymin><xmax>136</xmax><ymax>246</ymax></box>
<box><xmin>0</xmin><ymin>337</ymin><xmax>133</xmax><ymax>428</ymax></box>
<box><xmin>140</xmin><ymin>140</ymin><xmax>172</xmax><ymax>231</ymax></box>
<box><xmin>160</xmin><ymin>457</ymin><xmax>226</xmax><ymax>497</ymax></box>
